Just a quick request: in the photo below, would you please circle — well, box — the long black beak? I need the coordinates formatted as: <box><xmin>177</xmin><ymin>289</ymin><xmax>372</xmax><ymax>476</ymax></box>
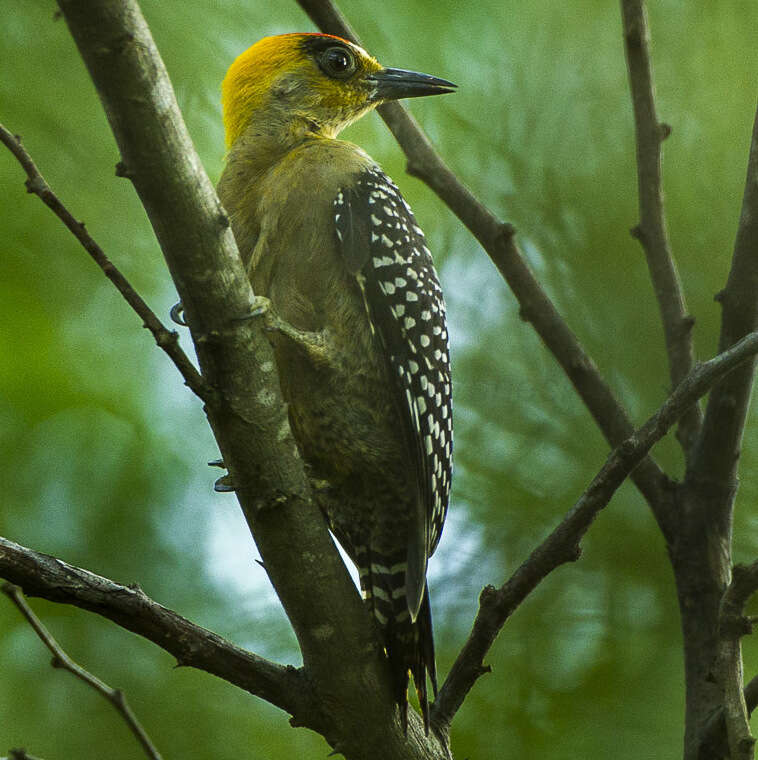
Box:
<box><xmin>368</xmin><ymin>67</ymin><xmax>457</xmax><ymax>102</ymax></box>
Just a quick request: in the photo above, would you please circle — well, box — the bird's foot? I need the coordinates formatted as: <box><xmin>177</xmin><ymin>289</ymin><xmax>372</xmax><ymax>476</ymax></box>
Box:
<box><xmin>170</xmin><ymin>301</ymin><xmax>187</xmax><ymax>326</ymax></box>
<box><xmin>249</xmin><ymin>296</ymin><xmax>335</xmax><ymax>368</ymax></box>
<box><xmin>208</xmin><ymin>458</ymin><xmax>235</xmax><ymax>492</ymax></box>
<box><xmin>214</xmin><ymin>473</ymin><xmax>236</xmax><ymax>492</ymax></box>
<box><xmin>247</xmin><ymin>295</ymin><xmax>271</xmax><ymax>320</ymax></box>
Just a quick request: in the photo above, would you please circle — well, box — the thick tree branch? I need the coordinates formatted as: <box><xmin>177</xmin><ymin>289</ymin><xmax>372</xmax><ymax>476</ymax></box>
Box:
<box><xmin>53</xmin><ymin>2</ymin><xmax>449</xmax><ymax>756</ymax></box>
<box><xmin>295</xmin><ymin>0</ymin><xmax>674</xmax><ymax>533</ymax></box>
<box><xmin>0</xmin><ymin>124</ymin><xmax>209</xmax><ymax>403</ymax></box>
<box><xmin>0</xmin><ymin>537</ymin><xmax>308</xmax><ymax>717</ymax></box>
<box><xmin>432</xmin><ymin>331</ymin><xmax>758</xmax><ymax>729</ymax></box>
<box><xmin>55</xmin><ymin>0</ymin><xmax>357</xmax><ymax>710</ymax></box>
<box><xmin>620</xmin><ymin>0</ymin><xmax>700</xmax><ymax>453</ymax></box>
<box><xmin>2</xmin><ymin>582</ymin><xmax>163</xmax><ymax>760</ymax></box>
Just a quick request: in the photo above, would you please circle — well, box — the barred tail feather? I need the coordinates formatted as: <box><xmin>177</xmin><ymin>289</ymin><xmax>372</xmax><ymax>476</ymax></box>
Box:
<box><xmin>360</xmin><ymin>549</ymin><xmax>437</xmax><ymax>734</ymax></box>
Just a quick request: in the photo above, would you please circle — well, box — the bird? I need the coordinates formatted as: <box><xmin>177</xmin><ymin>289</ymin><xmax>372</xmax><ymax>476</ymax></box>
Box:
<box><xmin>216</xmin><ymin>33</ymin><xmax>454</xmax><ymax>733</ymax></box>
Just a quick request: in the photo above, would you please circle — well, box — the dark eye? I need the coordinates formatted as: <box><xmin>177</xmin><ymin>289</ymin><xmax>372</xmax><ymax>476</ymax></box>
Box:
<box><xmin>320</xmin><ymin>46</ymin><xmax>356</xmax><ymax>79</ymax></box>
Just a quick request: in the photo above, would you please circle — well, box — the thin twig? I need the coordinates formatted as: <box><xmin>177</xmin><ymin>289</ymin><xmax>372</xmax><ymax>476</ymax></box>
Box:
<box><xmin>620</xmin><ymin>0</ymin><xmax>700</xmax><ymax>453</ymax></box>
<box><xmin>1</xmin><ymin>582</ymin><xmax>163</xmax><ymax>760</ymax></box>
<box><xmin>0</xmin><ymin>539</ymin><xmax>308</xmax><ymax>720</ymax></box>
<box><xmin>295</xmin><ymin>0</ymin><xmax>674</xmax><ymax>532</ymax></box>
<box><xmin>431</xmin><ymin>330</ymin><xmax>758</xmax><ymax>730</ymax></box>
<box><xmin>0</xmin><ymin>124</ymin><xmax>210</xmax><ymax>403</ymax></box>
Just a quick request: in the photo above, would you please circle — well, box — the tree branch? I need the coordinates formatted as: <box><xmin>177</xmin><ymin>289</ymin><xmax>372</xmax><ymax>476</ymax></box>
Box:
<box><xmin>620</xmin><ymin>0</ymin><xmax>700</xmax><ymax>453</ymax></box>
<box><xmin>689</xmin><ymin>99</ymin><xmax>758</xmax><ymax>506</ymax></box>
<box><xmin>432</xmin><ymin>330</ymin><xmax>758</xmax><ymax>730</ymax></box>
<box><xmin>702</xmin><ymin>671</ymin><xmax>758</xmax><ymax>758</ymax></box>
<box><xmin>2</xmin><ymin>582</ymin><xmax>163</xmax><ymax>760</ymax></box>
<box><xmin>56</xmin><ymin>0</ymin><xmax>352</xmax><ymax>698</ymax></box>
<box><xmin>53</xmin><ymin>2</ymin><xmax>448</xmax><ymax>756</ymax></box>
<box><xmin>715</xmin><ymin>562</ymin><xmax>758</xmax><ymax>759</ymax></box>
<box><xmin>0</xmin><ymin>537</ymin><xmax>308</xmax><ymax>718</ymax></box>
<box><xmin>295</xmin><ymin>0</ymin><xmax>674</xmax><ymax>533</ymax></box>
<box><xmin>0</xmin><ymin>534</ymin><xmax>452</xmax><ymax>760</ymax></box>
<box><xmin>0</xmin><ymin>123</ymin><xmax>209</xmax><ymax>403</ymax></box>
<box><xmin>667</xmin><ymin>98</ymin><xmax>758</xmax><ymax>760</ymax></box>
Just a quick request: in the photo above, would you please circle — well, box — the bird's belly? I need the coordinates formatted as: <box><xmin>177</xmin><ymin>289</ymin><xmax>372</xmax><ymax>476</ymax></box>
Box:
<box><xmin>283</xmin><ymin>352</ymin><xmax>402</xmax><ymax>479</ymax></box>
<box><xmin>274</xmin><ymin>338</ymin><xmax>415</xmax><ymax>548</ymax></box>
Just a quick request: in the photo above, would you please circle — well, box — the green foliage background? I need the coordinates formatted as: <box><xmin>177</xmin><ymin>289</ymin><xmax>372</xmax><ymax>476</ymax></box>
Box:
<box><xmin>2</xmin><ymin>1</ymin><xmax>758</xmax><ymax>758</ymax></box>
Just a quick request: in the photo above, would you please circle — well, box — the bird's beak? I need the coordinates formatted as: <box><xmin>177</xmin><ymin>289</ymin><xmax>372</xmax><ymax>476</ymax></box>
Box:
<box><xmin>367</xmin><ymin>67</ymin><xmax>457</xmax><ymax>102</ymax></box>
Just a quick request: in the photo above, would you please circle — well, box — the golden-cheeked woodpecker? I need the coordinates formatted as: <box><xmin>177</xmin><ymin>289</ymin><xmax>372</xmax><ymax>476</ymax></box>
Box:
<box><xmin>217</xmin><ymin>33</ymin><xmax>454</xmax><ymax>731</ymax></box>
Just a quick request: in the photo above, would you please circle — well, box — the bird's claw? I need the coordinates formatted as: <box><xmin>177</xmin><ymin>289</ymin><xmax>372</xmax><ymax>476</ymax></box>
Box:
<box><xmin>170</xmin><ymin>301</ymin><xmax>187</xmax><ymax>326</ymax></box>
<box><xmin>214</xmin><ymin>473</ymin><xmax>236</xmax><ymax>492</ymax></box>
<box><xmin>209</xmin><ymin>458</ymin><xmax>234</xmax><ymax>491</ymax></box>
<box><xmin>244</xmin><ymin>295</ymin><xmax>289</xmax><ymax>336</ymax></box>
<box><xmin>235</xmin><ymin>296</ymin><xmax>281</xmax><ymax>334</ymax></box>
<box><xmin>249</xmin><ymin>295</ymin><xmax>271</xmax><ymax>319</ymax></box>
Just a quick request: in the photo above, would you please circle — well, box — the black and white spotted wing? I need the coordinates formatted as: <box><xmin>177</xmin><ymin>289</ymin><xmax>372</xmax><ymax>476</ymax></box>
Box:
<box><xmin>334</xmin><ymin>166</ymin><xmax>453</xmax><ymax>616</ymax></box>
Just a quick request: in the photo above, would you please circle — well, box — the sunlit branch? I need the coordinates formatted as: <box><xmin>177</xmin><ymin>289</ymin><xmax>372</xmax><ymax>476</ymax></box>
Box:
<box><xmin>432</xmin><ymin>330</ymin><xmax>758</xmax><ymax>729</ymax></box>
<box><xmin>0</xmin><ymin>124</ymin><xmax>209</xmax><ymax>404</ymax></box>
<box><xmin>2</xmin><ymin>582</ymin><xmax>163</xmax><ymax>760</ymax></box>
<box><xmin>620</xmin><ymin>0</ymin><xmax>700</xmax><ymax>453</ymax></box>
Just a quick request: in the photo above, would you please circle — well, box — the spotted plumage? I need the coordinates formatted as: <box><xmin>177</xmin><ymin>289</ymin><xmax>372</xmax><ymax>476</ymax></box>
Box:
<box><xmin>334</xmin><ymin>167</ymin><xmax>452</xmax><ymax>731</ymax></box>
<box><xmin>335</xmin><ymin>167</ymin><xmax>453</xmax><ymax>572</ymax></box>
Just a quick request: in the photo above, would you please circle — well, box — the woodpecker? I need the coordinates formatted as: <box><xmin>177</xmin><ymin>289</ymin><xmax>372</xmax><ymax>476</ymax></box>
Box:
<box><xmin>217</xmin><ymin>33</ymin><xmax>454</xmax><ymax>732</ymax></box>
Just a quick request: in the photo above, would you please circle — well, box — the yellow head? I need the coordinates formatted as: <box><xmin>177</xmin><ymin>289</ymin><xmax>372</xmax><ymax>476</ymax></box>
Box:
<box><xmin>222</xmin><ymin>33</ymin><xmax>455</xmax><ymax>147</ymax></box>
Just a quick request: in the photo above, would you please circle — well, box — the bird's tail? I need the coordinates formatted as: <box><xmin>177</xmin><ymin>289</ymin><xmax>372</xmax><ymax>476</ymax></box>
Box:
<box><xmin>357</xmin><ymin>547</ymin><xmax>438</xmax><ymax>734</ymax></box>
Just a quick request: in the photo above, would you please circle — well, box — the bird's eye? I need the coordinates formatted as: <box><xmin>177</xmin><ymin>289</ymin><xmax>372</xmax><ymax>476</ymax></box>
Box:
<box><xmin>320</xmin><ymin>46</ymin><xmax>356</xmax><ymax>79</ymax></box>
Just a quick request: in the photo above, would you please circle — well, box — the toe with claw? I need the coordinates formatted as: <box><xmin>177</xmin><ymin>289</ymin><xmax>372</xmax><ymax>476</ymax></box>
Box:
<box><xmin>170</xmin><ymin>301</ymin><xmax>187</xmax><ymax>326</ymax></box>
<box><xmin>214</xmin><ymin>473</ymin><xmax>236</xmax><ymax>492</ymax></box>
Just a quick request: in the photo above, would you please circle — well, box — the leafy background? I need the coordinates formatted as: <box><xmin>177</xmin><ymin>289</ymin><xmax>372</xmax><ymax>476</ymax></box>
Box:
<box><xmin>2</xmin><ymin>1</ymin><xmax>758</xmax><ymax>758</ymax></box>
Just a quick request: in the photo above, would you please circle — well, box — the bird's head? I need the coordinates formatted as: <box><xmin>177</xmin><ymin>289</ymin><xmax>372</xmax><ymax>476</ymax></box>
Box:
<box><xmin>222</xmin><ymin>33</ymin><xmax>455</xmax><ymax>147</ymax></box>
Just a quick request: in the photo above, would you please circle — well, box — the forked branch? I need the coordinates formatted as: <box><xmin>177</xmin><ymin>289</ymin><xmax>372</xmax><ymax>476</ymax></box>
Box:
<box><xmin>2</xmin><ymin>582</ymin><xmax>163</xmax><ymax>760</ymax></box>
<box><xmin>432</xmin><ymin>331</ymin><xmax>758</xmax><ymax>729</ymax></box>
<box><xmin>0</xmin><ymin>537</ymin><xmax>308</xmax><ymax>718</ymax></box>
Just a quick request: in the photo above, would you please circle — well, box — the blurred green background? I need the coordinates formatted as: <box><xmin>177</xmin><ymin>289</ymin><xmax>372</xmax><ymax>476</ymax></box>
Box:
<box><xmin>2</xmin><ymin>1</ymin><xmax>758</xmax><ymax>758</ymax></box>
